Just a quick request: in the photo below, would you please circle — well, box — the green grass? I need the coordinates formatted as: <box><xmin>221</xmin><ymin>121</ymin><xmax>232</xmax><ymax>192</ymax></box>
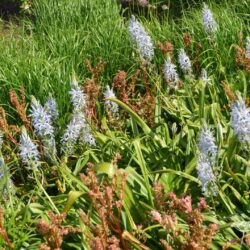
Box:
<box><xmin>0</xmin><ymin>0</ymin><xmax>250</xmax><ymax>249</ymax></box>
<box><xmin>0</xmin><ymin>0</ymin><xmax>132</xmax><ymax>120</ymax></box>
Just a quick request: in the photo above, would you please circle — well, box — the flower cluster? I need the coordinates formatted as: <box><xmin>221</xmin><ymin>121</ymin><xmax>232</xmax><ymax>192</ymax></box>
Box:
<box><xmin>163</xmin><ymin>58</ymin><xmax>179</xmax><ymax>87</ymax></box>
<box><xmin>178</xmin><ymin>49</ymin><xmax>192</xmax><ymax>74</ymax></box>
<box><xmin>19</xmin><ymin>128</ymin><xmax>40</xmax><ymax>165</ymax></box>
<box><xmin>202</xmin><ymin>4</ymin><xmax>217</xmax><ymax>34</ymax></box>
<box><xmin>37</xmin><ymin>211</ymin><xmax>81</xmax><ymax>250</ymax></box>
<box><xmin>200</xmin><ymin>68</ymin><xmax>211</xmax><ymax>84</ymax></box>
<box><xmin>69</xmin><ymin>77</ymin><xmax>86</xmax><ymax>111</ymax></box>
<box><xmin>30</xmin><ymin>98</ymin><xmax>54</xmax><ymax>138</ymax></box>
<box><xmin>62</xmin><ymin>112</ymin><xmax>85</xmax><ymax>153</ymax></box>
<box><xmin>198</xmin><ymin>127</ymin><xmax>218</xmax><ymax>158</ymax></box>
<box><xmin>30</xmin><ymin>97</ymin><xmax>56</xmax><ymax>157</ymax></box>
<box><xmin>230</xmin><ymin>98</ymin><xmax>250</xmax><ymax>143</ymax></box>
<box><xmin>44</xmin><ymin>97</ymin><xmax>59</xmax><ymax>121</ymax></box>
<box><xmin>129</xmin><ymin>16</ymin><xmax>154</xmax><ymax>61</ymax></box>
<box><xmin>150</xmin><ymin>191</ymin><xmax>218</xmax><ymax>249</ymax></box>
<box><xmin>138</xmin><ymin>0</ymin><xmax>148</xmax><ymax>7</ymax></box>
<box><xmin>62</xmin><ymin>77</ymin><xmax>96</xmax><ymax>154</ymax></box>
<box><xmin>197</xmin><ymin>127</ymin><xmax>218</xmax><ymax>196</ymax></box>
<box><xmin>103</xmin><ymin>86</ymin><xmax>119</xmax><ymax>119</ymax></box>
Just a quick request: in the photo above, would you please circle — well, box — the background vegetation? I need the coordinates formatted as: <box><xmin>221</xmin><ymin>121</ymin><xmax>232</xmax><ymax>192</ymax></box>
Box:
<box><xmin>0</xmin><ymin>0</ymin><xmax>249</xmax><ymax>249</ymax></box>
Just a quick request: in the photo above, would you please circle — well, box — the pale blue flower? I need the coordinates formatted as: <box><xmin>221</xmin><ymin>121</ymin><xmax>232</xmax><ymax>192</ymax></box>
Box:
<box><xmin>129</xmin><ymin>16</ymin><xmax>154</xmax><ymax>61</ymax></box>
<box><xmin>44</xmin><ymin>97</ymin><xmax>59</xmax><ymax>121</ymax></box>
<box><xmin>62</xmin><ymin>75</ymin><xmax>95</xmax><ymax>154</ymax></box>
<box><xmin>197</xmin><ymin>127</ymin><xmax>218</xmax><ymax>196</ymax></box>
<box><xmin>163</xmin><ymin>58</ymin><xmax>179</xmax><ymax>87</ymax></box>
<box><xmin>70</xmin><ymin>75</ymin><xmax>86</xmax><ymax>111</ymax></box>
<box><xmin>61</xmin><ymin>111</ymin><xmax>85</xmax><ymax>154</ymax></box>
<box><xmin>200</xmin><ymin>68</ymin><xmax>211</xmax><ymax>85</ymax></box>
<box><xmin>30</xmin><ymin>97</ymin><xmax>56</xmax><ymax>157</ymax></box>
<box><xmin>198</xmin><ymin>127</ymin><xmax>218</xmax><ymax>159</ymax></box>
<box><xmin>197</xmin><ymin>154</ymin><xmax>217</xmax><ymax>196</ymax></box>
<box><xmin>19</xmin><ymin>129</ymin><xmax>40</xmax><ymax>165</ymax></box>
<box><xmin>62</xmin><ymin>111</ymin><xmax>95</xmax><ymax>154</ymax></box>
<box><xmin>178</xmin><ymin>49</ymin><xmax>192</xmax><ymax>74</ymax></box>
<box><xmin>230</xmin><ymin>99</ymin><xmax>250</xmax><ymax>143</ymax></box>
<box><xmin>30</xmin><ymin>97</ymin><xmax>54</xmax><ymax>138</ymax></box>
<box><xmin>103</xmin><ymin>86</ymin><xmax>119</xmax><ymax>118</ymax></box>
<box><xmin>202</xmin><ymin>4</ymin><xmax>217</xmax><ymax>34</ymax></box>
<box><xmin>80</xmin><ymin>125</ymin><xmax>96</xmax><ymax>147</ymax></box>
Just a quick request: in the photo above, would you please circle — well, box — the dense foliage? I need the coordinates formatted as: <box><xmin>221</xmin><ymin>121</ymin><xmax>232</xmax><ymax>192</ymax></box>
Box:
<box><xmin>0</xmin><ymin>0</ymin><xmax>250</xmax><ymax>249</ymax></box>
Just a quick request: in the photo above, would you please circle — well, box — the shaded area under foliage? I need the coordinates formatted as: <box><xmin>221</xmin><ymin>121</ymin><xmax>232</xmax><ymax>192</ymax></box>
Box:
<box><xmin>0</xmin><ymin>0</ymin><xmax>21</xmax><ymax>19</ymax></box>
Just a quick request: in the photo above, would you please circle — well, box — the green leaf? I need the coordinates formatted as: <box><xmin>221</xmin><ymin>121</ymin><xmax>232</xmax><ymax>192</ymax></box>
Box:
<box><xmin>107</xmin><ymin>98</ymin><xmax>164</xmax><ymax>146</ymax></box>
<box><xmin>63</xmin><ymin>191</ymin><xmax>84</xmax><ymax>213</ymax></box>
<box><xmin>151</xmin><ymin>168</ymin><xmax>200</xmax><ymax>184</ymax></box>
<box><xmin>133</xmin><ymin>140</ymin><xmax>154</xmax><ymax>207</ymax></box>
<box><xmin>93</xmin><ymin>162</ymin><xmax>116</xmax><ymax>178</ymax></box>
<box><xmin>73</xmin><ymin>152</ymin><xmax>90</xmax><ymax>175</ymax></box>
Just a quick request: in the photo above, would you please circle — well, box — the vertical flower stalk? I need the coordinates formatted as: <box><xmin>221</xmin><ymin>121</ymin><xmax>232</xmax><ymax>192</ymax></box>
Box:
<box><xmin>163</xmin><ymin>57</ymin><xmax>179</xmax><ymax>88</ymax></box>
<box><xmin>70</xmin><ymin>75</ymin><xmax>86</xmax><ymax>112</ymax></box>
<box><xmin>62</xmin><ymin>112</ymin><xmax>83</xmax><ymax>153</ymax></box>
<box><xmin>230</xmin><ymin>98</ymin><xmax>250</xmax><ymax>144</ymax></box>
<box><xmin>44</xmin><ymin>97</ymin><xmax>59</xmax><ymax>122</ymax></box>
<box><xmin>19</xmin><ymin>127</ymin><xmax>40</xmax><ymax>166</ymax></box>
<box><xmin>79</xmin><ymin>124</ymin><xmax>96</xmax><ymax>147</ymax></box>
<box><xmin>103</xmin><ymin>86</ymin><xmax>119</xmax><ymax>119</ymax></box>
<box><xmin>178</xmin><ymin>49</ymin><xmax>192</xmax><ymax>74</ymax></box>
<box><xmin>202</xmin><ymin>4</ymin><xmax>217</xmax><ymax>34</ymax></box>
<box><xmin>197</xmin><ymin>126</ymin><xmax>218</xmax><ymax>196</ymax></box>
<box><xmin>200</xmin><ymin>68</ymin><xmax>211</xmax><ymax>85</ymax></box>
<box><xmin>30</xmin><ymin>96</ymin><xmax>56</xmax><ymax>158</ymax></box>
<box><xmin>62</xmin><ymin>75</ymin><xmax>96</xmax><ymax>154</ymax></box>
<box><xmin>129</xmin><ymin>15</ymin><xmax>154</xmax><ymax>62</ymax></box>
<box><xmin>63</xmin><ymin>111</ymin><xmax>96</xmax><ymax>150</ymax></box>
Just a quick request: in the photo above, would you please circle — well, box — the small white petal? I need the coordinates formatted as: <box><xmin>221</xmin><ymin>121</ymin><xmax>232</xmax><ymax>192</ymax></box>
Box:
<box><xmin>44</xmin><ymin>97</ymin><xmax>59</xmax><ymax>121</ymax></box>
<box><xmin>19</xmin><ymin>130</ymin><xmax>40</xmax><ymax>165</ymax></box>
<box><xmin>129</xmin><ymin>16</ymin><xmax>154</xmax><ymax>61</ymax></box>
<box><xmin>62</xmin><ymin>111</ymin><xmax>96</xmax><ymax>154</ymax></box>
<box><xmin>200</xmin><ymin>68</ymin><xmax>211</xmax><ymax>85</ymax></box>
<box><xmin>30</xmin><ymin>99</ymin><xmax>54</xmax><ymax>138</ymax></box>
<box><xmin>197</xmin><ymin>126</ymin><xmax>218</xmax><ymax>197</ymax></box>
<box><xmin>163</xmin><ymin>58</ymin><xmax>179</xmax><ymax>87</ymax></box>
<box><xmin>198</xmin><ymin>127</ymin><xmax>218</xmax><ymax>159</ymax></box>
<box><xmin>178</xmin><ymin>49</ymin><xmax>192</xmax><ymax>74</ymax></box>
<box><xmin>103</xmin><ymin>86</ymin><xmax>119</xmax><ymax>118</ymax></box>
<box><xmin>230</xmin><ymin>99</ymin><xmax>250</xmax><ymax>143</ymax></box>
<box><xmin>30</xmin><ymin>98</ymin><xmax>56</xmax><ymax>157</ymax></box>
<box><xmin>202</xmin><ymin>4</ymin><xmax>217</xmax><ymax>34</ymax></box>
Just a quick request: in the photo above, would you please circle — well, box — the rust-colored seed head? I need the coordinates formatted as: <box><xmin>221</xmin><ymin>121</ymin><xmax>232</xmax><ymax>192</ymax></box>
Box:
<box><xmin>183</xmin><ymin>33</ymin><xmax>192</xmax><ymax>48</ymax></box>
<box><xmin>221</xmin><ymin>81</ymin><xmax>236</xmax><ymax>101</ymax></box>
<box><xmin>157</xmin><ymin>41</ymin><xmax>174</xmax><ymax>58</ymax></box>
<box><xmin>37</xmin><ymin>219</ymin><xmax>50</xmax><ymax>236</ymax></box>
